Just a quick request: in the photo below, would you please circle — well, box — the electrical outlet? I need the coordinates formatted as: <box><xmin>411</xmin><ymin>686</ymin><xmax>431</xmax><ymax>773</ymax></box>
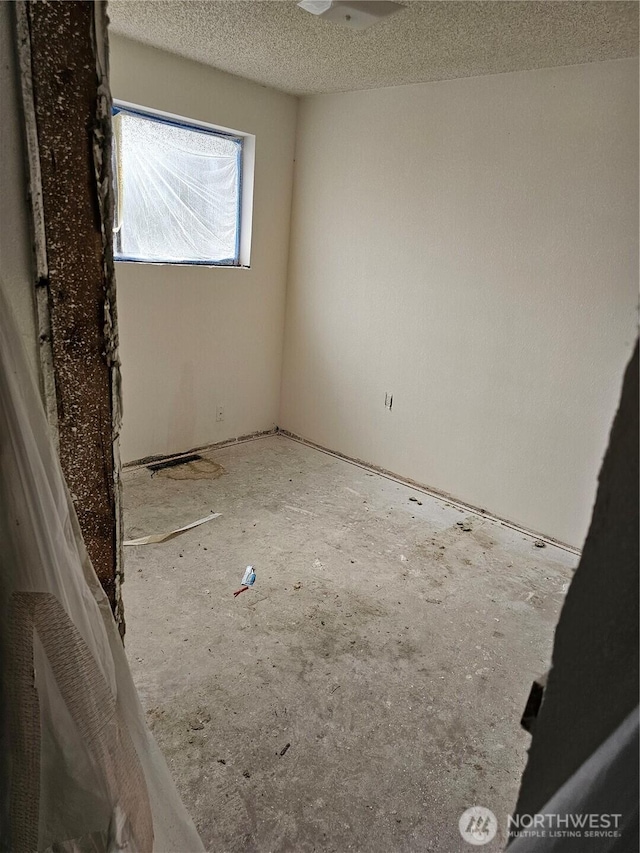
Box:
<box><xmin>216</xmin><ymin>405</ymin><xmax>225</xmax><ymax>422</ymax></box>
<box><xmin>384</xmin><ymin>392</ymin><xmax>393</xmax><ymax>411</ymax></box>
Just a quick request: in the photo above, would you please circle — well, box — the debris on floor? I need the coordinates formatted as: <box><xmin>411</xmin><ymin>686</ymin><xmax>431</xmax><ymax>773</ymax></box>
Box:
<box><xmin>122</xmin><ymin>435</ymin><xmax>578</xmax><ymax>851</ymax></box>
<box><xmin>279</xmin><ymin>743</ymin><xmax>291</xmax><ymax>756</ymax></box>
<box><xmin>456</xmin><ymin>520</ymin><xmax>473</xmax><ymax>532</ymax></box>
<box><xmin>189</xmin><ymin>710</ymin><xmax>211</xmax><ymax>731</ymax></box>
<box><xmin>233</xmin><ymin>565</ymin><xmax>256</xmax><ymax>597</ymax></box>
<box><xmin>534</xmin><ymin>539</ymin><xmax>547</xmax><ymax>548</ymax></box>
<box><xmin>409</xmin><ymin>496</ymin><xmax>423</xmax><ymax>505</ymax></box>
<box><xmin>123</xmin><ymin>512</ymin><xmax>222</xmax><ymax>545</ymax></box>
<box><xmin>293</xmin><ymin>582</ymin><xmax>302</xmax><ymax>590</ymax></box>
<box><xmin>233</xmin><ymin>587</ymin><xmax>250</xmax><ymax>597</ymax></box>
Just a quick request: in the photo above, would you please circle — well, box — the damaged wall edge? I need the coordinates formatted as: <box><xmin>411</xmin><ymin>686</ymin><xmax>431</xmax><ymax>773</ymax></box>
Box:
<box><xmin>93</xmin><ymin>0</ymin><xmax>125</xmax><ymax>636</ymax></box>
<box><xmin>14</xmin><ymin>1</ymin><xmax>58</xmax><ymax>445</ymax></box>
<box><xmin>14</xmin><ymin>0</ymin><xmax>125</xmax><ymax>636</ymax></box>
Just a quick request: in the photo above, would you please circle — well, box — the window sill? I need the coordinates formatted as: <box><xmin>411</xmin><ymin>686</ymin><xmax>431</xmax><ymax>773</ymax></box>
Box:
<box><xmin>114</xmin><ymin>259</ymin><xmax>251</xmax><ymax>270</ymax></box>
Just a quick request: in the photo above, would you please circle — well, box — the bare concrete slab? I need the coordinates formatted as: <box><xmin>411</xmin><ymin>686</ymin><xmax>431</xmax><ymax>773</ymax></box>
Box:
<box><xmin>122</xmin><ymin>434</ymin><xmax>577</xmax><ymax>852</ymax></box>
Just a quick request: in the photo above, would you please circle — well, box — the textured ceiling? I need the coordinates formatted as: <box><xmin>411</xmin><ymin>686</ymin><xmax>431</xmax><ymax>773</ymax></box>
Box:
<box><xmin>108</xmin><ymin>1</ymin><xmax>639</xmax><ymax>95</ymax></box>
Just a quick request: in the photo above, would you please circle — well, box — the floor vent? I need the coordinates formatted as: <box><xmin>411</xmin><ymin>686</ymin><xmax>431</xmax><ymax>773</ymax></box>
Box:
<box><xmin>147</xmin><ymin>453</ymin><xmax>203</xmax><ymax>473</ymax></box>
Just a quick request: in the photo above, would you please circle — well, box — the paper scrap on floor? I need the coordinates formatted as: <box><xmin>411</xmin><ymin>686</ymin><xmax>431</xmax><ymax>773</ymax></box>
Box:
<box><xmin>123</xmin><ymin>512</ymin><xmax>222</xmax><ymax>546</ymax></box>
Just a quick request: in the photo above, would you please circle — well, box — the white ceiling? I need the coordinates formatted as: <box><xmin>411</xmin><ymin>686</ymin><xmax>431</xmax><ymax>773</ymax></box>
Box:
<box><xmin>108</xmin><ymin>0</ymin><xmax>639</xmax><ymax>95</ymax></box>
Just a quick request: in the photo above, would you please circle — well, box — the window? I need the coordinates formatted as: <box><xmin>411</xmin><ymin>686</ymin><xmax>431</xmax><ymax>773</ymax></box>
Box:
<box><xmin>113</xmin><ymin>105</ymin><xmax>246</xmax><ymax>266</ymax></box>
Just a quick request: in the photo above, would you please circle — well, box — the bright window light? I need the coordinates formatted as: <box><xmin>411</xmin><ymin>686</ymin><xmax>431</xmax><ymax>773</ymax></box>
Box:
<box><xmin>113</xmin><ymin>106</ymin><xmax>243</xmax><ymax>265</ymax></box>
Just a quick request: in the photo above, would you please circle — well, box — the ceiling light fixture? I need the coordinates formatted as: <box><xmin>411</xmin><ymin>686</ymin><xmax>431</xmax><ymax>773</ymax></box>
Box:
<box><xmin>297</xmin><ymin>1</ymin><xmax>403</xmax><ymax>30</ymax></box>
<box><xmin>298</xmin><ymin>0</ymin><xmax>333</xmax><ymax>14</ymax></box>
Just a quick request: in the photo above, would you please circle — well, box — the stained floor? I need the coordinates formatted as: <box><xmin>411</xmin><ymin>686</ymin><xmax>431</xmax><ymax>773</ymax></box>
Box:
<box><xmin>122</xmin><ymin>434</ymin><xmax>577</xmax><ymax>852</ymax></box>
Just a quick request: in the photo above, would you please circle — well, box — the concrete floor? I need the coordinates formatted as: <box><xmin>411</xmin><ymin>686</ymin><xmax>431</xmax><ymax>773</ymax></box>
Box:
<box><xmin>122</xmin><ymin>434</ymin><xmax>577</xmax><ymax>852</ymax></box>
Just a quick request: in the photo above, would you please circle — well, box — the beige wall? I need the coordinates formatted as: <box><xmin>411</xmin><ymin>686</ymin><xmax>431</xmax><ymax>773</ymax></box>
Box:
<box><xmin>280</xmin><ymin>58</ymin><xmax>639</xmax><ymax>548</ymax></box>
<box><xmin>109</xmin><ymin>35</ymin><xmax>297</xmax><ymax>463</ymax></box>
<box><xmin>0</xmin><ymin>1</ymin><xmax>39</xmax><ymax>383</ymax></box>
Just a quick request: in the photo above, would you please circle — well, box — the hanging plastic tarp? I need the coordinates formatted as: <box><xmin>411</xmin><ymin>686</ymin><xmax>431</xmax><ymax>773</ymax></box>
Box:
<box><xmin>113</xmin><ymin>106</ymin><xmax>242</xmax><ymax>265</ymax></box>
<box><xmin>0</xmin><ymin>285</ymin><xmax>205</xmax><ymax>852</ymax></box>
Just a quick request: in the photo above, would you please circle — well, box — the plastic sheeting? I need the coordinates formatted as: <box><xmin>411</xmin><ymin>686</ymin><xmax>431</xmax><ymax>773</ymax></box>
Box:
<box><xmin>113</xmin><ymin>107</ymin><xmax>242</xmax><ymax>265</ymax></box>
<box><xmin>0</xmin><ymin>285</ymin><xmax>205</xmax><ymax>852</ymax></box>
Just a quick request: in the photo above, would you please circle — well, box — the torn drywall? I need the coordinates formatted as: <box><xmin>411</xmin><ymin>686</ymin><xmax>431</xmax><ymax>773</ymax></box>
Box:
<box><xmin>15</xmin><ymin>0</ymin><xmax>124</xmax><ymax>634</ymax></box>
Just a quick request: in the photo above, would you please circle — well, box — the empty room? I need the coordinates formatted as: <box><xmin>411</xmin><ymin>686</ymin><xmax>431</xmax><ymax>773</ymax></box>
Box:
<box><xmin>1</xmin><ymin>1</ymin><xmax>638</xmax><ymax>851</ymax></box>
